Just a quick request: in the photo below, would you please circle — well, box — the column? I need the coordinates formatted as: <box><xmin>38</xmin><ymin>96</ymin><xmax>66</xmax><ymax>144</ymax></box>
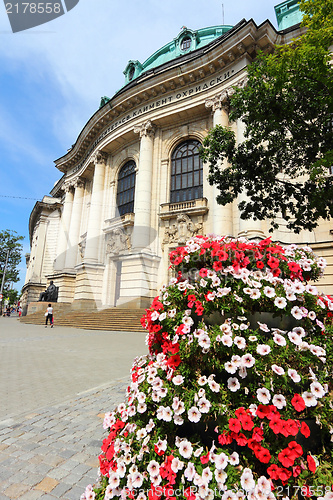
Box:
<box><xmin>31</xmin><ymin>216</ymin><xmax>49</xmax><ymax>281</ymax></box>
<box><xmin>132</xmin><ymin>120</ymin><xmax>156</xmax><ymax>250</ymax></box>
<box><xmin>64</xmin><ymin>178</ymin><xmax>85</xmax><ymax>270</ymax></box>
<box><xmin>84</xmin><ymin>151</ymin><xmax>108</xmax><ymax>262</ymax></box>
<box><xmin>55</xmin><ymin>182</ymin><xmax>74</xmax><ymax>271</ymax></box>
<box><xmin>237</xmin><ymin>118</ymin><xmax>265</xmax><ymax>239</ymax></box>
<box><xmin>205</xmin><ymin>91</ymin><xmax>233</xmax><ymax>237</ymax></box>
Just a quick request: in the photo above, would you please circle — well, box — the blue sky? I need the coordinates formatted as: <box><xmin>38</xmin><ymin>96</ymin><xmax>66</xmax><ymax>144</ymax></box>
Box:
<box><xmin>0</xmin><ymin>0</ymin><xmax>282</xmax><ymax>291</ymax></box>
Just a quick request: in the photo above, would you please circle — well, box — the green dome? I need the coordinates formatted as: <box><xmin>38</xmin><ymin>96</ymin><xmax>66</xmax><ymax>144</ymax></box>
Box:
<box><xmin>123</xmin><ymin>25</ymin><xmax>233</xmax><ymax>85</ymax></box>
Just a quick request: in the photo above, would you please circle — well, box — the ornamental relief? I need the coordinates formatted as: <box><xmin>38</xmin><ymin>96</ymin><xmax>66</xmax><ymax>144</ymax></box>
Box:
<box><xmin>106</xmin><ymin>228</ymin><xmax>131</xmax><ymax>256</ymax></box>
<box><xmin>162</xmin><ymin>213</ymin><xmax>203</xmax><ymax>247</ymax></box>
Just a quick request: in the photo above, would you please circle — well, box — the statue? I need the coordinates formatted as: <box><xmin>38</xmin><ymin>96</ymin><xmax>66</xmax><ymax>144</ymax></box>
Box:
<box><xmin>39</xmin><ymin>281</ymin><xmax>58</xmax><ymax>302</ymax></box>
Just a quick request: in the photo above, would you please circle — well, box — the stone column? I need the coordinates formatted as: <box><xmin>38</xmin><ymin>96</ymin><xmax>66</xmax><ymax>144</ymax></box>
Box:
<box><xmin>84</xmin><ymin>151</ymin><xmax>108</xmax><ymax>262</ymax></box>
<box><xmin>237</xmin><ymin>118</ymin><xmax>265</xmax><ymax>239</ymax></box>
<box><xmin>31</xmin><ymin>216</ymin><xmax>49</xmax><ymax>281</ymax></box>
<box><xmin>132</xmin><ymin>120</ymin><xmax>156</xmax><ymax>250</ymax></box>
<box><xmin>64</xmin><ymin>178</ymin><xmax>85</xmax><ymax>270</ymax></box>
<box><xmin>205</xmin><ymin>91</ymin><xmax>233</xmax><ymax>237</ymax></box>
<box><xmin>55</xmin><ymin>182</ymin><xmax>74</xmax><ymax>271</ymax></box>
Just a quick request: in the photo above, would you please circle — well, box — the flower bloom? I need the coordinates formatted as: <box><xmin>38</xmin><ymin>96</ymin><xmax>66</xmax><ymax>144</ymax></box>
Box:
<box><xmin>227</xmin><ymin>377</ymin><xmax>240</xmax><ymax>392</ymax></box>
<box><xmin>178</xmin><ymin>440</ymin><xmax>193</xmax><ymax>459</ymax></box>
<box><xmin>188</xmin><ymin>407</ymin><xmax>201</xmax><ymax>423</ymax></box>
<box><xmin>257</xmin><ymin>344</ymin><xmax>271</xmax><ymax>356</ymax></box>
<box><xmin>291</xmin><ymin>393</ymin><xmax>305</xmax><ymax>412</ymax></box>
<box><xmin>257</xmin><ymin>387</ymin><xmax>271</xmax><ymax>404</ymax></box>
<box><xmin>274</xmin><ymin>297</ymin><xmax>287</xmax><ymax>309</ymax></box>
<box><xmin>272</xmin><ymin>364</ymin><xmax>285</xmax><ymax>375</ymax></box>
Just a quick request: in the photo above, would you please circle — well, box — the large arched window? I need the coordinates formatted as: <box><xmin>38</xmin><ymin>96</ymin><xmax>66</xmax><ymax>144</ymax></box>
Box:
<box><xmin>116</xmin><ymin>161</ymin><xmax>136</xmax><ymax>216</ymax></box>
<box><xmin>170</xmin><ymin>140</ymin><xmax>203</xmax><ymax>203</ymax></box>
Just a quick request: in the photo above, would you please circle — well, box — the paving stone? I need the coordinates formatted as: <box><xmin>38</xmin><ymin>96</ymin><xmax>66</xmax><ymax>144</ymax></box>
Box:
<box><xmin>47</xmin><ymin>482</ymin><xmax>71</xmax><ymax>497</ymax></box>
<box><xmin>3</xmin><ymin>483</ymin><xmax>30</xmax><ymax>498</ymax></box>
<box><xmin>17</xmin><ymin>490</ymin><xmax>44</xmax><ymax>500</ymax></box>
<box><xmin>34</xmin><ymin>477</ymin><xmax>59</xmax><ymax>493</ymax></box>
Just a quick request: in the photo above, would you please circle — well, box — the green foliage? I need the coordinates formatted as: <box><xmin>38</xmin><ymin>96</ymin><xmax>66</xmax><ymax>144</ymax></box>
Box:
<box><xmin>0</xmin><ymin>230</ymin><xmax>24</xmax><ymax>290</ymax></box>
<box><xmin>4</xmin><ymin>289</ymin><xmax>20</xmax><ymax>305</ymax></box>
<box><xmin>200</xmin><ymin>0</ymin><xmax>333</xmax><ymax>233</ymax></box>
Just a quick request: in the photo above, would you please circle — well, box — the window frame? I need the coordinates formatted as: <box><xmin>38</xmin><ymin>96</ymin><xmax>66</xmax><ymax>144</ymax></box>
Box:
<box><xmin>116</xmin><ymin>160</ymin><xmax>136</xmax><ymax>216</ymax></box>
<box><xmin>170</xmin><ymin>139</ymin><xmax>203</xmax><ymax>204</ymax></box>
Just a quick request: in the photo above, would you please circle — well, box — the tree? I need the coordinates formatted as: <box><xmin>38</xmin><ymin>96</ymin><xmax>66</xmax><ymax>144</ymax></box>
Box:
<box><xmin>200</xmin><ymin>0</ymin><xmax>333</xmax><ymax>233</ymax></box>
<box><xmin>4</xmin><ymin>289</ymin><xmax>20</xmax><ymax>306</ymax></box>
<box><xmin>0</xmin><ymin>230</ymin><xmax>24</xmax><ymax>293</ymax></box>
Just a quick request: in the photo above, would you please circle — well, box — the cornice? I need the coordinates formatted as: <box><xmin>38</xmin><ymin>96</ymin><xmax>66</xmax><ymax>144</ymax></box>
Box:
<box><xmin>54</xmin><ymin>19</ymin><xmax>302</xmax><ymax>175</ymax></box>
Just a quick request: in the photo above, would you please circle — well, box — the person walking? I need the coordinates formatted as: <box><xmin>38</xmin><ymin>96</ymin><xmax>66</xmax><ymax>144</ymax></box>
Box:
<box><xmin>45</xmin><ymin>303</ymin><xmax>54</xmax><ymax>328</ymax></box>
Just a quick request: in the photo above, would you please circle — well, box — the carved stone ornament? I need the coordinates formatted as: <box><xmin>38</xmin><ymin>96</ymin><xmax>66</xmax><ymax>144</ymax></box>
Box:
<box><xmin>73</xmin><ymin>178</ymin><xmax>85</xmax><ymax>190</ymax></box>
<box><xmin>63</xmin><ymin>181</ymin><xmax>73</xmax><ymax>193</ymax></box>
<box><xmin>133</xmin><ymin>119</ymin><xmax>156</xmax><ymax>138</ymax></box>
<box><xmin>106</xmin><ymin>228</ymin><xmax>131</xmax><ymax>256</ymax></box>
<box><xmin>205</xmin><ymin>90</ymin><xmax>231</xmax><ymax>113</ymax></box>
<box><xmin>92</xmin><ymin>150</ymin><xmax>108</xmax><ymax>166</ymax></box>
<box><xmin>163</xmin><ymin>213</ymin><xmax>203</xmax><ymax>246</ymax></box>
<box><xmin>78</xmin><ymin>236</ymin><xmax>86</xmax><ymax>259</ymax></box>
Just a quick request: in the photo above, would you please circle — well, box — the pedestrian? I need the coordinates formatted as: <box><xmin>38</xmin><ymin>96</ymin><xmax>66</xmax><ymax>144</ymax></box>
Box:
<box><xmin>45</xmin><ymin>303</ymin><xmax>53</xmax><ymax>328</ymax></box>
<box><xmin>18</xmin><ymin>306</ymin><xmax>22</xmax><ymax>317</ymax></box>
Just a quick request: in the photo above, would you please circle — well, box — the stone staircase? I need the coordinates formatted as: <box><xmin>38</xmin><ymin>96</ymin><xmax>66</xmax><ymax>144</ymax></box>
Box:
<box><xmin>20</xmin><ymin>307</ymin><xmax>146</xmax><ymax>332</ymax></box>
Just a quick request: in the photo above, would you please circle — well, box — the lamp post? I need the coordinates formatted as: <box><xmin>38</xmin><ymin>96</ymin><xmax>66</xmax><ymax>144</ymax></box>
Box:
<box><xmin>0</xmin><ymin>249</ymin><xmax>10</xmax><ymax>316</ymax></box>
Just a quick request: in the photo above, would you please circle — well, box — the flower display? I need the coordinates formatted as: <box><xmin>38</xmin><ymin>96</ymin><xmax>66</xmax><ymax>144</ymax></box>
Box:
<box><xmin>82</xmin><ymin>236</ymin><xmax>333</xmax><ymax>500</ymax></box>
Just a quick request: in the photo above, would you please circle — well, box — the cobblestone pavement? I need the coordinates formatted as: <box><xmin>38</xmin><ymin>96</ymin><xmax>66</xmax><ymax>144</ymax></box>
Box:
<box><xmin>0</xmin><ymin>317</ymin><xmax>147</xmax><ymax>499</ymax></box>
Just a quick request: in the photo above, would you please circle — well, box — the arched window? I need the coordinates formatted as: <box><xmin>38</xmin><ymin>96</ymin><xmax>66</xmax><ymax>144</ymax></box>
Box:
<box><xmin>180</xmin><ymin>36</ymin><xmax>192</xmax><ymax>52</ymax></box>
<box><xmin>116</xmin><ymin>161</ymin><xmax>136</xmax><ymax>216</ymax></box>
<box><xmin>170</xmin><ymin>140</ymin><xmax>203</xmax><ymax>203</ymax></box>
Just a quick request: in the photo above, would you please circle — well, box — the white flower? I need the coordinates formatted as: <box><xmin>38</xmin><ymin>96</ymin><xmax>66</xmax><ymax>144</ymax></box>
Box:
<box><xmin>249</xmin><ymin>335</ymin><xmax>257</xmax><ymax>342</ymax></box>
<box><xmin>250</xmin><ymin>289</ymin><xmax>261</xmax><ymax>299</ymax></box>
<box><xmin>257</xmin><ymin>344</ymin><xmax>271</xmax><ymax>355</ymax></box>
<box><xmin>222</xmin><ymin>491</ymin><xmax>238</xmax><ymax>500</ymax></box>
<box><xmin>272</xmin><ymin>364</ymin><xmax>285</xmax><ymax>375</ymax></box>
<box><xmin>184</xmin><ymin>462</ymin><xmax>196</xmax><ymax>481</ymax></box>
<box><xmin>188</xmin><ymin>407</ymin><xmax>201</xmax><ymax>423</ymax></box>
<box><xmin>302</xmin><ymin>391</ymin><xmax>317</xmax><ymax>407</ymax></box>
<box><xmin>310</xmin><ymin>382</ymin><xmax>326</xmax><ymax>398</ymax></box>
<box><xmin>136</xmin><ymin>428</ymin><xmax>147</xmax><ymax>440</ymax></box>
<box><xmin>257</xmin><ymin>321</ymin><xmax>270</xmax><ymax>333</ymax></box>
<box><xmin>273</xmin><ymin>333</ymin><xmax>286</xmax><ymax>346</ymax></box>
<box><xmin>227</xmin><ymin>377</ymin><xmax>240</xmax><ymax>392</ymax></box>
<box><xmin>288</xmin><ymin>331</ymin><xmax>302</xmax><ymax>346</ymax></box>
<box><xmin>131</xmin><ymin>472</ymin><xmax>143</xmax><ymax>488</ymax></box>
<box><xmin>234</xmin><ymin>336</ymin><xmax>247</xmax><ymax>349</ymax></box>
<box><xmin>213</xmin><ymin>452</ymin><xmax>229</xmax><ymax>470</ymax></box>
<box><xmin>308</xmin><ymin>311</ymin><xmax>316</xmax><ymax>320</ymax></box>
<box><xmin>274</xmin><ymin>297</ymin><xmax>287</xmax><ymax>309</ymax></box>
<box><xmin>198</xmin><ymin>397</ymin><xmax>211</xmax><ymax>413</ymax></box>
<box><xmin>294</xmin><ymin>282</ymin><xmax>305</xmax><ymax>294</ymax></box>
<box><xmin>108</xmin><ymin>473</ymin><xmax>120</xmax><ymax>489</ymax></box>
<box><xmin>178</xmin><ymin>440</ymin><xmax>193</xmax><ymax>459</ymax></box>
<box><xmin>174</xmin><ymin>415</ymin><xmax>184</xmax><ymax>425</ymax></box>
<box><xmin>171</xmin><ymin>457</ymin><xmax>184</xmax><ymax>473</ymax></box>
<box><xmin>172</xmin><ymin>375</ymin><xmax>184</xmax><ymax>386</ymax></box>
<box><xmin>291</xmin><ymin>306</ymin><xmax>303</xmax><ymax>320</ymax></box>
<box><xmin>198</xmin><ymin>376</ymin><xmax>207</xmax><ymax>386</ymax></box>
<box><xmin>263</xmin><ymin>286</ymin><xmax>276</xmax><ymax>298</ymax></box>
<box><xmin>257</xmin><ymin>387</ymin><xmax>271</xmax><ymax>404</ymax></box>
<box><xmin>288</xmin><ymin>368</ymin><xmax>301</xmax><ymax>383</ymax></box>
<box><xmin>220</xmin><ymin>322</ymin><xmax>232</xmax><ymax>333</ymax></box>
<box><xmin>305</xmin><ymin>284</ymin><xmax>318</xmax><ymax>295</ymax></box>
<box><xmin>137</xmin><ymin>403</ymin><xmax>147</xmax><ymax>413</ymax></box>
<box><xmin>229</xmin><ymin>452</ymin><xmax>239</xmax><ymax>465</ymax></box>
<box><xmin>224</xmin><ymin>361</ymin><xmax>237</xmax><ymax>374</ymax></box>
<box><xmin>272</xmin><ymin>394</ymin><xmax>286</xmax><ymax>409</ymax></box>
<box><xmin>198</xmin><ymin>334</ymin><xmax>211</xmax><ymax>349</ymax></box>
<box><xmin>240</xmin><ymin>468</ymin><xmax>255</xmax><ymax>491</ymax></box>
<box><xmin>241</xmin><ymin>353</ymin><xmax>255</xmax><ymax>368</ymax></box>
<box><xmin>215</xmin><ymin>469</ymin><xmax>227</xmax><ymax>485</ymax></box>
<box><xmin>208</xmin><ymin>379</ymin><xmax>220</xmax><ymax>392</ymax></box>
<box><xmin>257</xmin><ymin>476</ymin><xmax>271</xmax><ymax>494</ymax></box>
<box><xmin>221</xmin><ymin>335</ymin><xmax>233</xmax><ymax>347</ymax></box>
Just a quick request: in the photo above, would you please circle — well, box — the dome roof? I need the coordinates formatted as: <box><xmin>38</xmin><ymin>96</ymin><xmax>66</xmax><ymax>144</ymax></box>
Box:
<box><xmin>123</xmin><ymin>25</ymin><xmax>233</xmax><ymax>85</ymax></box>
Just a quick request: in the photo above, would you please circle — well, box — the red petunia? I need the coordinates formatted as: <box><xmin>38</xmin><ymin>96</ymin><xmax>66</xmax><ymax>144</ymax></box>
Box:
<box><xmin>166</xmin><ymin>355</ymin><xmax>181</xmax><ymax>369</ymax></box>
<box><xmin>256</xmin><ymin>260</ymin><xmax>265</xmax><ymax>269</ymax></box>
<box><xmin>256</xmin><ymin>447</ymin><xmax>271</xmax><ymax>464</ymax></box>
<box><xmin>278</xmin><ymin>468</ymin><xmax>292</xmax><ymax>482</ymax></box>
<box><xmin>267</xmin><ymin>256</ymin><xmax>280</xmax><ymax>269</ymax></box>
<box><xmin>287</xmin><ymin>441</ymin><xmax>303</xmax><ymax>459</ymax></box>
<box><xmin>300</xmin><ymin>421</ymin><xmax>311</xmax><ymax>438</ymax></box>
<box><xmin>269</xmin><ymin>416</ymin><xmax>282</xmax><ymax>434</ymax></box>
<box><xmin>228</xmin><ymin>418</ymin><xmax>241</xmax><ymax>433</ymax></box>
<box><xmin>218</xmin><ymin>431</ymin><xmax>233</xmax><ymax>445</ymax></box>
<box><xmin>200</xmin><ymin>452</ymin><xmax>210</xmax><ymax>464</ymax></box>
<box><xmin>252</xmin><ymin>427</ymin><xmax>264</xmax><ymax>442</ymax></box>
<box><xmin>267</xmin><ymin>464</ymin><xmax>280</xmax><ymax>480</ymax></box>
<box><xmin>241</xmin><ymin>415</ymin><xmax>254</xmax><ymax>431</ymax></box>
<box><xmin>307</xmin><ymin>455</ymin><xmax>316</xmax><ymax>473</ymax></box>
<box><xmin>234</xmin><ymin>433</ymin><xmax>248</xmax><ymax>446</ymax></box>
<box><xmin>278</xmin><ymin>448</ymin><xmax>295</xmax><ymax>468</ymax></box>
<box><xmin>291</xmin><ymin>394</ymin><xmax>306</xmax><ymax>412</ymax></box>
<box><xmin>199</xmin><ymin>268</ymin><xmax>208</xmax><ymax>277</ymax></box>
<box><xmin>213</xmin><ymin>261</ymin><xmax>223</xmax><ymax>272</ymax></box>
<box><xmin>286</xmin><ymin>419</ymin><xmax>299</xmax><ymax>436</ymax></box>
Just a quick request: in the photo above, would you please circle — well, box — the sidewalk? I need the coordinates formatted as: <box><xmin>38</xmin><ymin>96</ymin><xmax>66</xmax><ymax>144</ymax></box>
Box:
<box><xmin>0</xmin><ymin>317</ymin><xmax>147</xmax><ymax>499</ymax></box>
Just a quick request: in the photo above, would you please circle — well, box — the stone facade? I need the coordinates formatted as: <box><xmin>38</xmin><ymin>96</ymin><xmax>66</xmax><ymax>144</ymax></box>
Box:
<box><xmin>22</xmin><ymin>17</ymin><xmax>333</xmax><ymax>314</ymax></box>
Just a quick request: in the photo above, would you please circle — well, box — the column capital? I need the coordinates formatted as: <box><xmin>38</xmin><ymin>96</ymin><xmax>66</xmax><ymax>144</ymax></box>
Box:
<box><xmin>205</xmin><ymin>90</ymin><xmax>231</xmax><ymax>113</ymax></box>
<box><xmin>134</xmin><ymin>119</ymin><xmax>156</xmax><ymax>138</ymax></box>
<box><xmin>63</xmin><ymin>181</ymin><xmax>73</xmax><ymax>194</ymax></box>
<box><xmin>73</xmin><ymin>177</ymin><xmax>85</xmax><ymax>189</ymax></box>
<box><xmin>92</xmin><ymin>150</ymin><xmax>108</xmax><ymax>166</ymax></box>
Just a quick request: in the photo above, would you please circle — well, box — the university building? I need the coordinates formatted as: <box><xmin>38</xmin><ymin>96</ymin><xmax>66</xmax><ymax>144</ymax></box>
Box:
<box><xmin>21</xmin><ymin>0</ymin><xmax>333</xmax><ymax>314</ymax></box>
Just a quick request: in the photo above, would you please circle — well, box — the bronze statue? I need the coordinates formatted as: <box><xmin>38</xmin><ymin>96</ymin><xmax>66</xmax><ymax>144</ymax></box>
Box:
<box><xmin>39</xmin><ymin>281</ymin><xmax>58</xmax><ymax>302</ymax></box>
